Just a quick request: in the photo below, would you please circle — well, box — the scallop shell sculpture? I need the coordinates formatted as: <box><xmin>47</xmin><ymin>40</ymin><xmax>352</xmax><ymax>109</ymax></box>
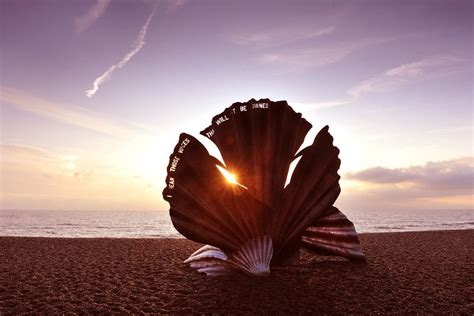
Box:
<box><xmin>163</xmin><ymin>98</ymin><xmax>365</xmax><ymax>276</ymax></box>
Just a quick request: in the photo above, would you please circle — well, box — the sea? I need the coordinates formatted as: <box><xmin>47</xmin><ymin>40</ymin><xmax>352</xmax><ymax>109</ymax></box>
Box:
<box><xmin>0</xmin><ymin>209</ymin><xmax>473</xmax><ymax>238</ymax></box>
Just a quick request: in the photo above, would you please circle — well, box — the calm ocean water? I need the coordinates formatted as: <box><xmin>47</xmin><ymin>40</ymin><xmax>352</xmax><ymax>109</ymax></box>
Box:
<box><xmin>0</xmin><ymin>209</ymin><xmax>473</xmax><ymax>238</ymax></box>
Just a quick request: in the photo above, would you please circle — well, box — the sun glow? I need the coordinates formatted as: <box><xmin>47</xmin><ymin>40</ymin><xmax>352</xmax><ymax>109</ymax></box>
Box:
<box><xmin>216</xmin><ymin>165</ymin><xmax>241</xmax><ymax>186</ymax></box>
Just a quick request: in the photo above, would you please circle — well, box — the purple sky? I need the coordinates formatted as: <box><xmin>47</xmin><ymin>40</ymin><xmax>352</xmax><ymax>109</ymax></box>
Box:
<box><xmin>1</xmin><ymin>0</ymin><xmax>472</xmax><ymax>211</ymax></box>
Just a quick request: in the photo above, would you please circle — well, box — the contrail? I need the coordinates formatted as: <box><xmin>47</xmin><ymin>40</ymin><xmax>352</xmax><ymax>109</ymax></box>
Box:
<box><xmin>85</xmin><ymin>4</ymin><xmax>158</xmax><ymax>98</ymax></box>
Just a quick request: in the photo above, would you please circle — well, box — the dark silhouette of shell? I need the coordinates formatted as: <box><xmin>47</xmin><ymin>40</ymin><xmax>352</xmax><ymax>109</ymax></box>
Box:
<box><xmin>163</xmin><ymin>98</ymin><xmax>365</xmax><ymax>276</ymax></box>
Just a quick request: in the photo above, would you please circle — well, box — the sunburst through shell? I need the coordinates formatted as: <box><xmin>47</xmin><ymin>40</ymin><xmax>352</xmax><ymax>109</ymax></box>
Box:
<box><xmin>163</xmin><ymin>98</ymin><xmax>365</xmax><ymax>276</ymax></box>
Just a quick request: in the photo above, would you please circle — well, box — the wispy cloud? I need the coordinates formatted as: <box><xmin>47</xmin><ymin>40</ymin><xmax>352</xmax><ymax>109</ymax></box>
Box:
<box><xmin>75</xmin><ymin>0</ymin><xmax>111</xmax><ymax>33</ymax></box>
<box><xmin>0</xmin><ymin>143</ymin><xmax>161</xmax><ymax>211</ymax></box>
<box><xmin>292</xmin><ymin>99</ymin><xmax>352</xmax><ymax>111</ymax></box>
<box><xmin>345</xmin><ymin>157</ymin><xmax>473</xmax><ymax>194</ymax></box>
<box><xmin>1</xmin><ymin>86</ymin><xmax>147</xmax><ymax>140</ymax></box>
<box><xmin>260</xmin><ymin>43</ymin><xmax>351</xmax><ymax>68</ymax></box>
<box><xmin>232</xmin><ymin>26</ymin><xmax>335</xmax><ymax>47</ymax></box>
<box><xmin>0</xmin><ymin>144</ymin><xmax>55</xmax><ymax>165</ymax></box>
<box><xmin>85</xmin><ymin>3</ymin><xmax>159</xmax><ymax>98</ymax></box>
<box><xmin>297</xmin><ymin>54</ymin><xmax>465</xmax><ymax>110</ymax></box>
<box><xmin>164</xmin><ymin>0</ymin><xmax>187</xmax><ymax>10</ymax></box>
<box><xmin>259</xmin><ymin>37</ymin><xmax>395</xmax><ymax>70</ymax></box>
<box><xmin>0</xmin><ymin>144</ymin><xmax>72</xmax><ymax>178</ymax></box>
<box><xmin>428</xmin><ymin>125</ymin><xmax>473</xmax><ymax>134</ymax></box>
<box><xmin>349</xmin><ymin>54</ymin><xmax>464</xmax><ymax>98</ymax></box>
<box><xmin>2</xmin><ymin>144</ymin><xmax>98</xmax><ymax>179</ymax></box>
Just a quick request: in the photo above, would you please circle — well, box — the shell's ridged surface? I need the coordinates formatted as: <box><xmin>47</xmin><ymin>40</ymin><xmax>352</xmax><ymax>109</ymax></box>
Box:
<box><xmin>163</xmin><ymin>98</ymin><xmax>365</xmax><ymax>276</ymax></box>
<box><xmin>163</xmin><ymin>133</ymin><xmax>270</xmax><ymax>253</ymax></box>
<box><xmin>228</xmin><ymin>235</ymin><xmax>273</xmax><ymax>276</ymax></box>
<box><xmin>184</xmin><ymin>246</ymin><xmax>234</xmax><ymax>276</ymax></box>
<box><xmin>271</xmin><ymin>126</ymin><xmax>342</xmax><ymax>264</ymax></box>
<box><xmin>186</xmin><ymin>245</ymin><xmax>228</xmax><ymax>262</ymax></box>
<box><xmin>183</xmin><ymin>236</ymin><xmax>273</xmax><ymax>276</ymax></box>
<box><xmin>302</xmin><ymin>207</ymin><xmax>366</xmax><ymax>261</ymax></box>
<box><xmin>201</xmin><ymin>99</ymin><xmax>311</xmax><ymax>209</ymax></box>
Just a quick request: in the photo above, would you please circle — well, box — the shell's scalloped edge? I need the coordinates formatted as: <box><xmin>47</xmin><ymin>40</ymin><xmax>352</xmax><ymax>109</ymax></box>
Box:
<box><xmin>200</xmin><ymin>98</ymin><xmax>312</xmax><ymax>137</ymax></box>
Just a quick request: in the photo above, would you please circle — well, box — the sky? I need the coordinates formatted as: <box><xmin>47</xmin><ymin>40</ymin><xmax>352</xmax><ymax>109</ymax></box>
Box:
<box><xmin>0</xmin><ymin>0</ymin><xmax>472</xmax><ymax>212</ymax></box>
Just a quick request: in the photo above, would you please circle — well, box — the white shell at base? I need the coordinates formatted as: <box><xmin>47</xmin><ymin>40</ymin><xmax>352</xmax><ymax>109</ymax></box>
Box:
<box><xmin>184</xmin><ymin>236</ymin><xmax>273</xmax><ymax>276</ymax></box>
<box><xmin>184</xmin><ymin>245</ymin><xmax>234</xmax><ymax>276</ymax></box>
<box><xmin>185</xmin><ymin>245</ymin><xmax>228</xmax><ymax>262</ymax></box>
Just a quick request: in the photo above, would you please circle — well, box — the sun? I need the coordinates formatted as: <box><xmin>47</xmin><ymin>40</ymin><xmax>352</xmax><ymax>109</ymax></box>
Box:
<box><xmin>216</xmin><ymin>165</ymin><xmax>240</xmax><ymax>185</ymax></box>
